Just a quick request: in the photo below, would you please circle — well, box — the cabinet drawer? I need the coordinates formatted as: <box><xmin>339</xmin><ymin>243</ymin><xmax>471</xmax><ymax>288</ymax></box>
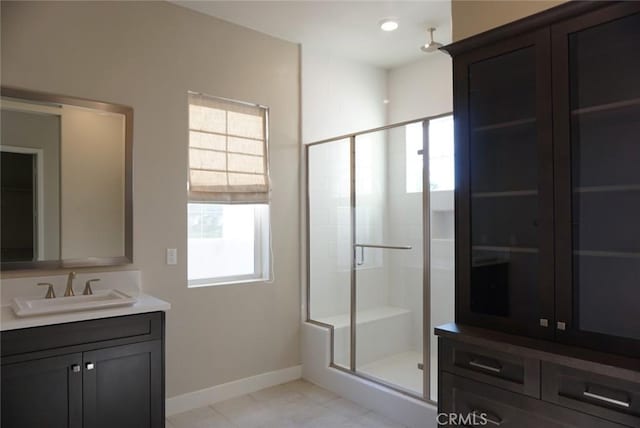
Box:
<box><xmin>1</xmin><ymin>312</ymin><xmax>163</xmax><ymax>358</ymax></box>
<box><xmin>542</xmin><ymin>362</ymin><xmax>640</xmax><ymax>427</ymax></box>
<box><xmin>439</xmin><ymin>337</ymin><xmax>540</xmax><ymax>397</ymax></box>
<box><xmin>440</xmin><ymin>372</ymin><xmax>626</xmax><ymax>427</ymax></box>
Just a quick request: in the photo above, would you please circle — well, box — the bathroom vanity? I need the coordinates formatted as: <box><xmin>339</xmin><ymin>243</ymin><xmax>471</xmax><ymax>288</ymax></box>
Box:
<box><xmin>1</xmin><ymin>78</ymin><xmax>168</xmax><ymax>428</ymax></box>
<box><xmin>1</xmin><ymin>312</ymin><xmax>165</xmax><ymax>428</ymax></box>
<box><xmin>0</xmin><ymin>271</ymin><xmax>170</xmax><ymax>428</ymax></box>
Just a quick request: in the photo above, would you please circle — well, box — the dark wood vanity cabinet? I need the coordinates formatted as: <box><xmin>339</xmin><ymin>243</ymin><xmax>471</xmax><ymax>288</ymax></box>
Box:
<box><xmin>446</xmin><ymin>0</ymin><xmax>640</xmax><ymax>358</ymax></box>
<box><xmin>0</xmin><ymin>312</ymin><xmax>165</xmax><ymax>428</ymax></box>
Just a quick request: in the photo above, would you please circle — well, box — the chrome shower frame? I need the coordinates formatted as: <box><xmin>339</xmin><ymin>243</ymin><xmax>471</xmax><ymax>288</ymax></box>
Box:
<box><xmin>304</xmin><ymin>113</ymin><xmax>452</xmax><ymax>403</ymax></box>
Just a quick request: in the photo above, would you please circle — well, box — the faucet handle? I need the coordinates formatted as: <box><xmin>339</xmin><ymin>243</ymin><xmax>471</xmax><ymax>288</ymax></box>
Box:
<box><xmin>37</xmin><ymin>283</ymin><xmax>56</xmax><ymax>299</ymax></box>
<box><xmin>83</xmin><ymin>279</ymin><xmax>100</xmax><ymax>295</ymax></box>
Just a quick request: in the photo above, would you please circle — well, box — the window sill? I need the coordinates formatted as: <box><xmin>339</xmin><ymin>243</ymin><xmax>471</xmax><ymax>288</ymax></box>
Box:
<box><xmin>188</xmin><ymin>277</ymin><xmax>270</xmax><ymax>288</ymax></box>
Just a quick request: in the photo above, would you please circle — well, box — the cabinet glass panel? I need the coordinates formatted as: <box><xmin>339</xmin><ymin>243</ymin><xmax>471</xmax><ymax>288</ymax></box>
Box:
<box><xmin>569</xmin><ymin>12</ymin><xmax>640</xmax><ymax>340</ymax></box>
<box><xmin>469</xmin><ymin>47</ymin><xmax>539</xmax><ymax>321</ymax></box>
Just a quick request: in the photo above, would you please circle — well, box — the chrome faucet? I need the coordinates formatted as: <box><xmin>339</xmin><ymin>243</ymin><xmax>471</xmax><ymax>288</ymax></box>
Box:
<box><xmin>64</xmin><ymin>271</ymin><xmax>77</xmax><ymax>297</ymax></box>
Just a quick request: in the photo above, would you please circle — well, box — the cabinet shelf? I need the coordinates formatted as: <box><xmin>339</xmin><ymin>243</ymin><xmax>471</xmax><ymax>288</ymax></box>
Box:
<box><xmin>472</xmin><ymin>190</ymin><xmax>538</xmax><ymax>198</ymax></box>
<box><xmin>574</xmin><ymin>250</ymin><xmax>640</xmax><ymax>259</ymax></box>
<box><xmin>573</xmin><ymin>184</ymin><xmax>640</xmax><ymax>193</ymax></box>
<box><xmin>473</xmin><ymin>117</ymin><xmax>536</xmax><ymax>132</ymax></box>
<box><xmin>472</xmin><ymin>245</ymin><xmax>538</xmax><ymax>254</ymax></box>
<box><xmin>571</xmin><ymin>97</ymin><xmax>640</xmax><ymax>116</ymax></box>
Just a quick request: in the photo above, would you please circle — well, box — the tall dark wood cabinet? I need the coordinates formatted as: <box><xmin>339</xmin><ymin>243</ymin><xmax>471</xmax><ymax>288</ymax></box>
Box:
<box><xmin>552</xmin><ymin>2</ymin><xmax>640</xmax><ymax>358</ymax></box>
<box><xmin>453</xmin><ymin>26</ymin><xmax>555</xmax><ymax>340</ymax></box>
<box><xmin>448</xmin><ymin>0</ymin><xmax>640</xmax><ymax>358</ymax></box>
<box><xmin>437</xmin><ymin>2</ymin><xmax>640</xmax><ymax>426</ymax></box>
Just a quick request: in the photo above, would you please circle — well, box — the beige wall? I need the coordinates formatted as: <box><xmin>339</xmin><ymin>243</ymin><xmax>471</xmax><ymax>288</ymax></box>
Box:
<box><xmin>452</xmin><ymin>0</ymin><xmax>567</xmax><ymax>41</ymax></box>
<box><xmin>1</xmin><ymin>0</ymin><xmax>301</xmax><ymax>398</ymax></box>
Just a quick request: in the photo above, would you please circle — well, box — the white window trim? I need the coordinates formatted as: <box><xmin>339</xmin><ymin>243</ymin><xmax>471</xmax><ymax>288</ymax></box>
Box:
<box><xmin>187</xmin><ymin>204</ymin><xmax>271</xmax><ymax>287</ymax></box>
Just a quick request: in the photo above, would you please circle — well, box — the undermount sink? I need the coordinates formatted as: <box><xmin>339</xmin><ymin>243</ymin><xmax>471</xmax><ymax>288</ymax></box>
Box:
<box><xmin>12</xmin><ymin>289</ymin><xmax>137</xmax><ymax>317</ymax></box>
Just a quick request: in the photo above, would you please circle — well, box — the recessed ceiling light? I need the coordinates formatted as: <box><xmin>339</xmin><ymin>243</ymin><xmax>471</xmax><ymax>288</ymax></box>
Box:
<box><xmin>379</xmin><ymin>19</ymin><xmax>399</xmax><ymax>32</ymax></box>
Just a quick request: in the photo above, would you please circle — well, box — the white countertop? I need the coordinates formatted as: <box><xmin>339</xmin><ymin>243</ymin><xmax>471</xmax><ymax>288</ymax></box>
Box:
<box><xmin>1</xmin><ymin>293</ymin><xmax>170</xmax><ymax>331</ymax></box>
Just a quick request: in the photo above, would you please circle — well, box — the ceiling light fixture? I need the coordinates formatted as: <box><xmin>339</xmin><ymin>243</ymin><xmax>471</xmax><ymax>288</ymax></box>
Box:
<box><xmin>379</xmin><ymin>18</ymin><xmax>399</xmax><ymax>32</ymax></box>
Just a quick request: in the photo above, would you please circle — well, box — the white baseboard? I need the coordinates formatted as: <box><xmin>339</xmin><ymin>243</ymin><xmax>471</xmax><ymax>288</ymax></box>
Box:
<box><xmin>166</xmin><ymin>365</ymin><xmax>302</xmax><ymax>416</ymax></box>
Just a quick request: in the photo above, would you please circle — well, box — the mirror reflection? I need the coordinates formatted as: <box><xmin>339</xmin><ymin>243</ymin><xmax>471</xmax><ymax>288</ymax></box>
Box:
<box><xmin>1</xmin><ymin>90</ymin><xmax>131</xmax><ymax>268</ymax></box>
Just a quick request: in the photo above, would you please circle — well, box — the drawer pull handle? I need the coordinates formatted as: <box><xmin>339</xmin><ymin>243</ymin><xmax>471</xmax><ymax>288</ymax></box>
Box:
<box><xmin>471</xmin><ymin>410</ymin><xmax>502</xmax><ymax>426</ymax></box>
<box><xmin>469</xmin><ymin>360</ymin><xmax>502</xmax><ymax>374</ymax></box>
<box><xmin>583</xmin><ymin>391</ymin><xmax>630</xmax><ymax>408</ymax></box>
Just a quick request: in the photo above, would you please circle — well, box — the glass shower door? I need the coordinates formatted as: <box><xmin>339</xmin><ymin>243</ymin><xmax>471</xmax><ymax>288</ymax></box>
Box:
<box><xmin>306</xmin><ymin>114</ymin><xmax>454</xmax><ymax>401</ymax></box>
<box><xmin>354</xmin><ymin>127</ymin><xmax>425</xmax><ymax>396</ymax></box>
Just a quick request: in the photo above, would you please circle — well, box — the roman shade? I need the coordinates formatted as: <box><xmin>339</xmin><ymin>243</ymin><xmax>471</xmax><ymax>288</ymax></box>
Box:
<box><xmin>188</xmin><ymin>92</ymin><xmax>269</xmax><ymax>203</ymax></box>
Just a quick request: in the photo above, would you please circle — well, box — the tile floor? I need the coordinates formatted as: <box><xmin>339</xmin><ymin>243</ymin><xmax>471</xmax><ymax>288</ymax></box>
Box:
<box><xmin>166</xmin><ymin>379</ymin><xmax>407</xmax><ymax>428</ymax></box>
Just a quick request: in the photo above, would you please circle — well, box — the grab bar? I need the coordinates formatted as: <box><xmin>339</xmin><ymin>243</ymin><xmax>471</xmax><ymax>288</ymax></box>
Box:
<box><xmin>354</xmin><ymin>244</ymin><xmax>412</xmax><ymax>250</ymax></box>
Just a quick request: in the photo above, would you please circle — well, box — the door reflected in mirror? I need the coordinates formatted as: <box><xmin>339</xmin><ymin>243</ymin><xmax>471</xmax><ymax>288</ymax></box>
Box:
<box><xmin>0</xmin><ymin>88</ymin><xmax>132</xmax><ymax>270</ymax></box>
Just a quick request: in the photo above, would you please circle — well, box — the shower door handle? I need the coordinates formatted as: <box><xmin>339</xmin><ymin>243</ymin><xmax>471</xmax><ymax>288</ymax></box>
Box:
<box><xmin>356</xmin><ymin>246</ymin><xmax>365</xmax><ymax>266</ymax></box>
<box><xmin>353</xmin><ymin>244</ymin><xmax>412</xmax><ymax>266</ymax></box>
<box><xmin>354</xmin><ymin>244</ymin><xmax>413</xmax><ymax>250</ymax></box>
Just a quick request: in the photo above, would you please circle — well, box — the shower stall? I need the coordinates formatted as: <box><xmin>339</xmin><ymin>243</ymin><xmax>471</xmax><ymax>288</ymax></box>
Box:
<box><xmin>306</xmin><ymin>115</ymin><xmax>455</xmax><ymax>402</ymax></box>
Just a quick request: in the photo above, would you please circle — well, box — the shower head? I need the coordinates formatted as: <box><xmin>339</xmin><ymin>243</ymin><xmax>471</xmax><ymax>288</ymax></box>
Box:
<box><xmin>420</xmin><ymin>27</ymin><xmax>443</xmax><ymax>53</ymax></box>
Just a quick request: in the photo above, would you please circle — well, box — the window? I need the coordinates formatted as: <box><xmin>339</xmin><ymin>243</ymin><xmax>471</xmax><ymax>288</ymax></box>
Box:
<box><xmin>406</xmin><ymin>115</ymin><xmax>454</xmax><ymax>193</ymax></box>
<box><xmin>187</xmin><ymin>92</ymin><xmax>270</xmax><ymax>286</ymax></box>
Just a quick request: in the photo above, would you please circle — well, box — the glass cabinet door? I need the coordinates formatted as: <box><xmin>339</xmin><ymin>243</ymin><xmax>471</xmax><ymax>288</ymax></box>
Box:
<box><xmin>457</xmin><ymin>30</ymin><xmax>554</xmax><ymax>337</ymax></box>
<box><xmin>553</xmin><ymin>4</ymin><xmax>640</xmax><ymax>356</ymax></box>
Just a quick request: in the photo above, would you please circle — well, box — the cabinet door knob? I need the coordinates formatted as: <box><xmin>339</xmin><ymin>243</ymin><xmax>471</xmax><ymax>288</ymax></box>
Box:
<box><xmin>71</xmin><ymin>364</ymin><xmax>81</xmax><ymax>373</ymax></box>
<box><xmin>557</xmin><ymin>321</ymin><xmax>566</xmax><ymax>331</ymax></box>
<box><xmin>539</xmin><ymin>318</ymin><xmax>549</xmax><ymax>327</ymax></box>
<box><xmin>86</xmin><ymin>362</ymin><xmax>95</xmax><ymax>370</ymax></box>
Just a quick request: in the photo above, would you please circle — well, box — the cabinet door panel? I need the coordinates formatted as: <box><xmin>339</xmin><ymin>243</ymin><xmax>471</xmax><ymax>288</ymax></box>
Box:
<box><xmin>553</xmin><ymin>1</ymin><xmax>640</xmax><ymax>357</ymax></box>
<box><xmin>1</xmin><ymin>353</ymin><xmax>82</xmax><ymax>428</ymax></box>
<box><xmin>456</xmin><ymin>28</ymin><xmax>554</xmax><ymax>338</ymax></box>
<box><xmin>83</xmin><ymin>340</ymin><xmax>163</xmax><ymax>428</ymax></box>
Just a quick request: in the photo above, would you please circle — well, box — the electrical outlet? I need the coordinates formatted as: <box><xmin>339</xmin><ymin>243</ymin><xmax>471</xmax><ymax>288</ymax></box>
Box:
<box><xmin>166</xmin><ymin>248</ymin><xmax>177</xmax><ymax>265</ymax></box>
